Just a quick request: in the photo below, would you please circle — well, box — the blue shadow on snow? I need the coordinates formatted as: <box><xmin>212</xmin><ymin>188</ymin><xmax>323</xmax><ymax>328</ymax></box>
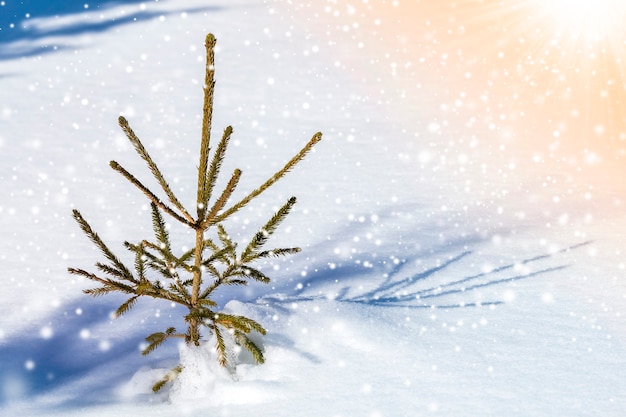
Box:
<box><xmin>0</xmin><ymin>296</ymin><xmax>184</xmax><ymax>408</ymax></box>
<box><xmin>0</xmin><ymin>1</ymin><xmax>224</xmax><ymax>60</ymax></box>
<box><xmin>261</xmin><ymin>236</ymin><xmax>592</xmax><ymax>309</ymax></box>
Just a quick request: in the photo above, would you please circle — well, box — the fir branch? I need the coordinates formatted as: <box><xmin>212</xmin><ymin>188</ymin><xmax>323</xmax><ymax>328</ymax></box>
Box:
<box><xmin>197</xmin><ymin>33</ymin><xmax>217</xmax><ymax>220</ymax></box>
<box><xmin>223</xmin><ymin>278</ymin><xmax>248</xmax><ymax>286</ymax></box>
<box><xmin>178</xmin><ymin>248</ymin><xmax>195</xmax><ymax>268</ymax></box>
<box><xmin>95</xmin><ymin>262</ymin><xmax>137</xmax><ymax>283</ymax></box>
<box><xmin>66</xmin><ymin>267</ymin><xmax>98</xmax><ymax>283</ymax></box>
<box><xmin>68</xmin><ymin>267</ymin><xmax>137</xmax><ymax>295</ymax></box>
<box><xmin>110</xmin><ymin>161</ymin><xmax>193</xmax><ymax>226</ymax></box>
<box><xmin>236</xmin><ymin>266</ymin><xmax>271</xmax><ymax>284</ymax></box>
<box><xmin>216</xmin><ymin>224</ymin><xmax>233</xmax><ymax>246</ymax></box>
<box><xmin>151</xmin><ymin>379</ymin><xmax>168</xmax><ymax>394</ymax></box>
<box><xmin>118</xmin><ymin>116</ymin><xmax>193</xmax><ymax>222</ymax></box>
<box><xmin>200</xmin><ymin>259</ymin><xmax>249</xmax><ymax>297</ymax></box>
<box><xmin>201</xmin><ymin>126</ymin><xmax>234</xmax><ymax>218</ymax></box>
<box><xmin>141</xmin><ymin>283</ymin><xmax>191</xmax><ymax>307</ymax></box>
<box><xmin>202</xmin><ymin>168</ymin><xmax>241</xmax><ymax>228</ymax></box>
<box><xmin>211</xmin><ymin>132</ymin><xmax>322</xmax><ymax>224</ymax></box>
<box><xmin>234</xmin><ymin>331</ymin><xmax>265</xmax><ymax>364</ymax></box>
<box><xmin>146</xmin><ymin>258</ymin><xmax>174</xmax><ymax>280</ymax></box>
<box><xmin>142</xmin><ymin>327</ymin><xmax>182</xmax><ymax>356</ymax></box>
<box><xmin>264</xmin><ymin>197</ymin><xmax>297</xmax><ymax>236</ymax></box>
<box><xmin>82</xmin><ymin>286</ymin><xmax>119</xmax><ymax>297</ymax></box>
<box><xmin>185</xmin><ymin>306</ymin><xmax>215</xmax><ymax>322</ymax></box>
<box><xmin>115</xmin><ymin>295</ymin><xmax>139</xmax><ymax>317</ymax></box>
<box><xmin>71</xmin><ymin>210</ymin><xmax>135</xmax><ymax>281</ymax></box>
<box><xmin>168</xmin><ymin>280</ymin><xmax>191</xmax><ymax>301</ymax></box>
<box><xmin>127</xmin><ymin>241</ymin><xmax>164</xmax><ymax>271</ymax></box>
<box><xmin>216</xmin><ymin>313</ymin><xmax>266</xmax><ymax>335</ymax></box>
<box><xmin>204</xmin><ymin>238</ymin><xmax>220</xmax><ymax>250</ymax></box>
<box><xmin>198</xmin><ymin>274</ymin><xmax>222</xmax><ymax>300</ymax></box>
<box><xmin>213</xmin><ymin>324</ymin><xmax>228</xmax><ymax>367</ymax></box>
<box><xmin>136</xmin><ymin>240</ymin><xmax>187</xmax><ymax>277</ymax></box>
<box><xmin>203</xmin><ymin>264</ymin><xmax>221</xmax><ymax>283</ymax></box>
<box><xmin>126</xmin><ymin>241</ymin><xmax>173</xmax><ymax>280</ymax></box>
<box><xmin>216</xmin><ymin>224</ymin><xmax>237</xmax><ymax>262</ymax></box>
<box><xmin>197</xmin><ymin>298</ymin><xmax>218</xmax><ymax>307</ymax></box>
<box><xmin>256</xmin><ymin>247</ymin><xmax>301</xmax><ymax>259</ymax></box>
<box><xmin>134</xmin><ymin>244</ymin><xmax>147</xmax><ymax>282</ymax></box>
<box><xmin>152</xmin><ymin>365</ymin><xmax>183</xmax><ymax>393</ymax></box>
<box><xmin>201</xmin><ymin>245</ymin><xmax>234</xmax><ymax>267</ymax></box>
<box><xmin>150</xmin><ymin>202</ymin><xmax>172</xmax><ymax>254</ymax></box>
<box><xmin>136</xmin><ymin>279</ymin><xmax>152</xmax><ymax>295</ymax></box>
<box><xmin>241</xmin><ymin>197</ymin><xmax>297</xmax><ymax>262</ymax></box>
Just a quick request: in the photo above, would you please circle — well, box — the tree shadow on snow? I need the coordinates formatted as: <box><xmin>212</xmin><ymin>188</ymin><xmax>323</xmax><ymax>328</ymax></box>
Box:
<box><xmin>259</xmin><ymin>205</ymin><xmax>593</xmax><ymax>310</ymax></box>
<box><xmin>277</xmin><ymin>241</ymin><xmax>589</xmax><ymax>309</ymax></box>
<box><xmin>0</xmin><ymin>296</ymin><xmax>184</xmax><ymax>408</ymax></box>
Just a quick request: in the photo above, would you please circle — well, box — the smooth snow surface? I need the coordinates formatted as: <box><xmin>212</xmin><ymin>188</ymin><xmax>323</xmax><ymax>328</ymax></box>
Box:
<box><xmin>1</xmin><ymin>1</ymin><xmax>626</xmax><ymax>416</ymax></box>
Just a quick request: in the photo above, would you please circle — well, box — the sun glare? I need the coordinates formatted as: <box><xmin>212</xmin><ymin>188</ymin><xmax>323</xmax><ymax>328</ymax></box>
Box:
<box><xmin>532</xmin><ymin>0</ymin><xmax>626</xmax><ymax>42</ymax></box>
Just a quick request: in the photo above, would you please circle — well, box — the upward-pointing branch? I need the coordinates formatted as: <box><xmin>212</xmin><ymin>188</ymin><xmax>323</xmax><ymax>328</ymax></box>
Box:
<box><xmin>110</xmin><ymin>160</ymin><xmax>194</xmax><ymax>227</ymax></box>
<box><xmin>201</xmin><ymin>126</ymin><xmax>234</xmax><ymax>218</ymax></box>
<box><xmin>197</xmin><ymin>33</ymin><xmax>217</xmax><ymax>220</ymax></box>
<box><xmin>117</xmin><ymin>116</ymin><xmax>194</xmax><ymax>223</ymax></box>
<box><xmin>210</xmin><ymin>131</ymin><xmax>322</xmax><ymax>224</ymax></box>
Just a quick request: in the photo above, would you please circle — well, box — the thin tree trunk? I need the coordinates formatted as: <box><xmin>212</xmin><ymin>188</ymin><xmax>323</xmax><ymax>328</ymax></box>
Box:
<box><xmin>189</xmin><ymin>226</ymin><xmax>205</xmax><ymax>345</ymax></box>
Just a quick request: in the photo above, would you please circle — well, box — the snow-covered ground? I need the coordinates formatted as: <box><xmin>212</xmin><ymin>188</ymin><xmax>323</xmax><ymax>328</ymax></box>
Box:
<box><xmin>1</xmin><ymin>1</ymin><xmax>626</xmax><ymax>416</ymax></box>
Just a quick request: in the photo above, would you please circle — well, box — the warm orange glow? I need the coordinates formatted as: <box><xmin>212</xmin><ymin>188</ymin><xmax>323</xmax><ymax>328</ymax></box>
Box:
<box><xmin>285</xmin><ymin>0</ymin><xmax>626</xmax><ymax>187</ymax></box>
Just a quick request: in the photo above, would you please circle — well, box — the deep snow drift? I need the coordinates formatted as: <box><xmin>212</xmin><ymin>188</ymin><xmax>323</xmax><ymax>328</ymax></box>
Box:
<box><xmin>1</xmin><ymin>1</ymin><xmax>626</xmax><ymax>416</ymax></box>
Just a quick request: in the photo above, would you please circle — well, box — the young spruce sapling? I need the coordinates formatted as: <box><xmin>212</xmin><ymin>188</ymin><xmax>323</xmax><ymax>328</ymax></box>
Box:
<box><xmin>68</xmin><ymin>33</ymin><xmax>322</xmax><ymax>392</ymax></box>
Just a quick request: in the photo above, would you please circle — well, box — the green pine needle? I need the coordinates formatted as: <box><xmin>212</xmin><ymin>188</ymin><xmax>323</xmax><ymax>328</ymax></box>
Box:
<box><xmin>109</xmin><ymin>161</ymin><xmax>192</xmax><ymax>226</ymax></box>
<box><xmin>118</xmin><ymin>116</ymin><xmax>193</xmax><ymax>222</ymax></box>
<box><xmin>71</xmin><ymin>210</ymin><xmax>134</xmax><ymax>280</ymax></box>
<box><xmin>151</xmin><ymin>378</ymin><xmax>169</xmax><ymax>394</ymax></box>
<box><xmin>216</xmin><ymin>313</ymin><xmax>266</xmax><ymax>335</ymax></box>
<box><xmin>241</xmin><ymin>196</ymin><xmax>297</xmax><ymax>262</ymax></box>
<box><xmin>213</xmin><ymin>325</ymin><xmax>228</xmax><ymax>367</ymax></box>
<box><xmin>150</xmin><ymin>203</ymin><xmax>172</xmax><ymax>253</ymax></box>
<box><xmin>142</xmin><ymin>327</ymin><xmax>179</xmax><ymax>356</ymax></box>
<box><xmin>197</xmin><ymin>298</ymin><xmax>218</xmax><ymax>307</ymax></box>
<box><xmin>202</xmin><ymin>168</ymin><xmax>241</xmax><ymax>227</ymax></box>
<box><xmin>94</xmin><ymin>262</ymin><xmax>135</xmax><ymax>282</ymax></box>
<box><xmin>256</xmin><ymin>247</ymin><xmax>302</xmax><ymax>259</ymax></box>
<box><xmin>202</xmin><ymin>126</ymin><xmax>234</xmax><ymax>213</ymax></box>
<box><xmin>152</xmin><ymin>365</ymin><xmax>183</xmax><ymax>393</ymax></box>
<box><xmin>238</xmin><ymin>266</ymin><xmax>271</xmax><ymax>284</ymax></box>
<box><xmin>168</xmin><ymin>280</ymin><xmax>191</xmax><ymax>300</ymax></box>
<box><xmin>115</xmin><ymin>295</ymin><xmax>139</xmax><ymax>317</ymax></box>
<box><xmin>211</xmin><ymin>132</ymin><xmax>322</xmax><ymax>224</ymax></box>
<box><xmin>234</xmin><ymin>331</ymin><xmax>265</xmax><ymax>364</ymax></box>
<box><xmin>197</xmin><ymin>34</ymin><xmax>217</xmax><ymax>220</ymax></box>
<box><xmin>82</xmin><ymin>286</ymin><xmax>117</xmax><ymax>297</ymax></box>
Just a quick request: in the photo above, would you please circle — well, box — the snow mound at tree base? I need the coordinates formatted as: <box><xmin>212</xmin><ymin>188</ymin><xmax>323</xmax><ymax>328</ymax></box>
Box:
<box><xmin>119</xmin><ymin>343</ymin><xmax>281</xmax><ymax>408</ymax></box>
<box><xmin>119</xmin><ymin>301</ymin><xmax>281</xmax><ymax>407</ymax></box>
<box><xmin>170</xmin><ymin>343</ymin><xmax>278</xmax><ymax>407</ymax></box>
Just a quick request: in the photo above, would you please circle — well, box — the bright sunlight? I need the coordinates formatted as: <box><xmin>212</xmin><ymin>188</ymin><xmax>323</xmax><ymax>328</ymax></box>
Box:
<box><xmin>531</xmin><ymin>0</ymin><xmax>626</xmax><ymax>42</ymax></box>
